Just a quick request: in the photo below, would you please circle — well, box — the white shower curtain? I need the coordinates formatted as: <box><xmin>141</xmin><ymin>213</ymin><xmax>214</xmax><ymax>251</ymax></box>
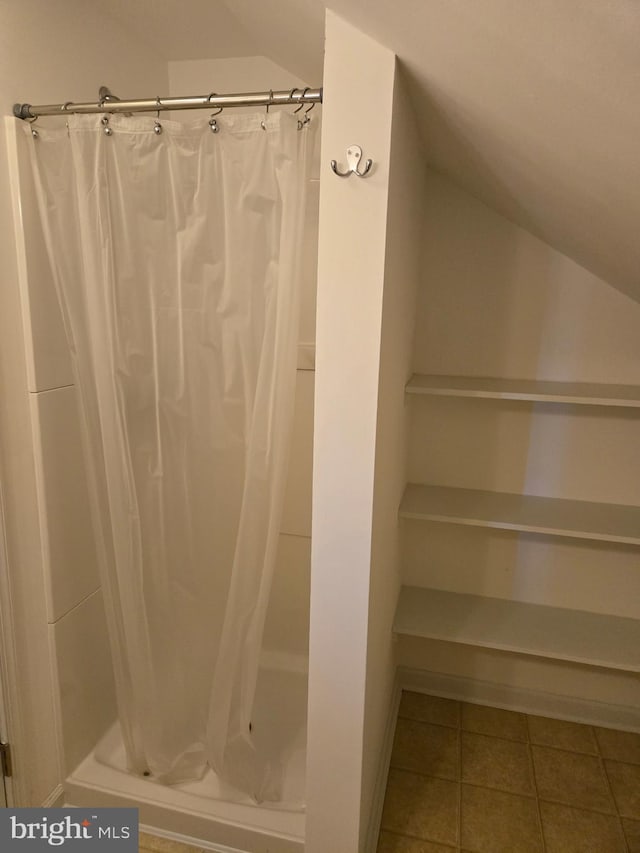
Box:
<box><xmin>26</xmin><ymin>110</ymin><xmax>314</xmax><ymax>801</ymax></box>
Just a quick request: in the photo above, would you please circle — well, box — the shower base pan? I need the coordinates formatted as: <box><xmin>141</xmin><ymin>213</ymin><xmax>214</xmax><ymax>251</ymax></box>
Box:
<box><xmin>65</xmin><ymin>662</ymin><xmax>307</xmax><ymax>853</ymax></box>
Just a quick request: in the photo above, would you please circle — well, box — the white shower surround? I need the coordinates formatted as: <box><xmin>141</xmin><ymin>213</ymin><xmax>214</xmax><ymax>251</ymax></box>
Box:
<box><xmin>66</xmin><ymin>660</ymin><xmax>307</xmax><ymax>853</ymax></box>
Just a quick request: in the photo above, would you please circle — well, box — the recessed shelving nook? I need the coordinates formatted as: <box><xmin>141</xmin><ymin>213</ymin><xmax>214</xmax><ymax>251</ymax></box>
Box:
<box><xmin>395</xmin><ymin>372</ymin><xmax>640</xmax><ymax>692</ymax></box>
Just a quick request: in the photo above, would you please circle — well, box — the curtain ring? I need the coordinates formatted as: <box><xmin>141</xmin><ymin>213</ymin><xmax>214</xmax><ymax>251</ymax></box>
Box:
<box><xmin>294</xmin><ymin>87</ymin><xmax>311</xmax><ymax>114</ymax></box>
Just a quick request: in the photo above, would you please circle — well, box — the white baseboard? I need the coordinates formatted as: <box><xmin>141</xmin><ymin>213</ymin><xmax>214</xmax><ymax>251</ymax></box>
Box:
<box><xmin>140</xmin><ymin>823</ymin><xmax>247</xmax><ymax>853</ymax></box>
<box><xmin>364</xmin><ymin>675</ymin><xmax>402</xmax><ymax>853</ymax></box>
<box><xmin>398</xmin><ymin>666</ymin><xmax>640</xmax><ymax>733</ymax></box>
<box><xmin>42</xmin><ymin>784</ymin><xmax>65</xmax><ymax>807</ymax></box>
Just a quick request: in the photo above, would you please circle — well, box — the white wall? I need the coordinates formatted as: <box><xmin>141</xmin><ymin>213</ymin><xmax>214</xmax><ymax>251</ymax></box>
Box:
<box><xmin>169</xmin><ymin>55</ymin><xmax>311</xmax><ymax>109</ymax></box>
<box><xmin>0</xmin><ymin>0</ymin><xmax>168</xmax><ymax>804</ymax></box>
<box><xmin>402</xmin><ymin>169</ymin><xmax>640</xmax><ymax>709</ymax></box>
<box><xmin>361</xmin><ymin>71</ymin><xmax>425</xmax><ymax>848</ymax></box>
<box><xmin>306</xmin><ymin>12</ymin><xmax>397</xmax><ymax>853</ymax></box>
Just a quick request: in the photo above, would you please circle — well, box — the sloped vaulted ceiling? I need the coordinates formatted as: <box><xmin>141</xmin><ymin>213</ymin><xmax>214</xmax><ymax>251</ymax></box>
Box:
<box><xmin>100</xmin><ymin>0</ymin><xmax>640</xmax><ymax>301</ymax></box>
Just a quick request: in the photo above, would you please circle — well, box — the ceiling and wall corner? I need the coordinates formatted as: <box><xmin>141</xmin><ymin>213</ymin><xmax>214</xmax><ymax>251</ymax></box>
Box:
<box><xmin>97</xmin><ymin>0</ymin><xmax>640</xmax><ymax>303</ymax></box>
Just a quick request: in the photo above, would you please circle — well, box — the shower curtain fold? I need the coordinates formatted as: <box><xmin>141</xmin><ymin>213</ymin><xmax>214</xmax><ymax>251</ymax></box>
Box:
<box><xmin>25</xmin><ymin>111</ymin><xmax>314</xmax><ymax>802</ymax></box>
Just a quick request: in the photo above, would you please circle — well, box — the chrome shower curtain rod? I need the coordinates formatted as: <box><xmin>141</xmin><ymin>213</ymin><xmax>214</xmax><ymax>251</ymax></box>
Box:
<box><xmin>13</xmin><ymin>85</ymin><xmax>323</xmax><ymax>120</ymax></box>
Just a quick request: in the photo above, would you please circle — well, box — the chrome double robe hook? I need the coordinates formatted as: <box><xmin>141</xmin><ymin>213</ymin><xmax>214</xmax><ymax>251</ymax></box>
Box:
<box><xmin>330</xmin><ymin>145</ymin><xmax>373</xmax><ymax>178</ymax></box>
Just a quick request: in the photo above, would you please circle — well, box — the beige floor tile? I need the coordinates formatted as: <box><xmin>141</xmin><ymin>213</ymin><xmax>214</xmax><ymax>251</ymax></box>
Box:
<box><xmin>381</xmin><ymin>768</ymin><xmax>459</xmax><ymax>846</ymax></box>
<box><xmin>604</xmin><ymin>760</ymin><xmax>640</xmax><ymax>819</ymax></box>
<box><xmin>527</xmin><ymin>714</ymin><xmax>597</xmax><ymax>754</ymax></box>
<box><xmin>461</xmin><ymin>731</ymin><xmax>534</xmax><ymax>795</ymax></box>
<box><xmin>460</xmin><ymin>784</ymin><xmax>543</xmax><ymax>852</ymax></box>
<box><xmin>139</xmin><ymin>833</ymin><xmax>203</xmax><ymax>852</ymax></box>
<box><xmin>595</xmin><ymin>726</ymin><xmax>640</xmax><ymax>765</ymax></box>
<box><xmin>461</xmin><ymin>703</ymin><xmax>527</xmax><ymax>741</ymax></box>
<box><xmin>376</xmin><ymin>829</ymin><xmax>455</xmax><ymax>852</ymax></box>
<box><xmin>540</xmin><ymin>801</ymin><xmax>626</xmax><ymax>852</ymax></box>
<box><xmin>391</xmin><ymin>718</ymin><xmax>459</xmax><ymax>780</ymax></box>
<box><xmin>622</xmin><ymin>817</ymin><xmax>640</xmax><ymax>852</ymax></box>
<box><xmin>399</xmin><ymin>692</ymin><xmax>460</xmax><ymax>729</ymax></box>
<box><xmin>532</xmin><ymin>745</ymin><xmax>614</xmax><ymax>813</ymax></box>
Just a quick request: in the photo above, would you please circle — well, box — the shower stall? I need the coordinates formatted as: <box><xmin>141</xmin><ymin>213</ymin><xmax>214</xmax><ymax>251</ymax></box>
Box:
<box><xmin>11</xmin><ymin>78</ymin><xmax>320</xmax><ymax>851</ymax></box>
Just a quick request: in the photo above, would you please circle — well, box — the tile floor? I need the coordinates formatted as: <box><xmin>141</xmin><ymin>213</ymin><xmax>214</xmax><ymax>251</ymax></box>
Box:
<box><xmin>378</xmin><ymin>691</ymin><xmax>640</xmax><ymax>853</ymax></box>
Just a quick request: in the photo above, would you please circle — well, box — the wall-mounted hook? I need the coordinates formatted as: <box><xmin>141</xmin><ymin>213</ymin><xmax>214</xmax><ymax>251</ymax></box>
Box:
<box><xmin>330</xmin><ymin>145</ymin><xmax>373</xmax><ymax>178</ymax></box>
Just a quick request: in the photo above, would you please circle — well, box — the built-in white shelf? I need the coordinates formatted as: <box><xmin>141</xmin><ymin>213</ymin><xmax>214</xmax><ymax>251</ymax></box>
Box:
<box><xmin>400</xmin><ymin>483</ymin><xmax>640</xmax><ymax>545</ymax></box>
<box><xmin>406</xmin><ymin>373</ymin><xmax>640</xmax><ymax>408</ymax></box>
<box><xmin>394</xmin><ymin>586</ymin><xmax>640</xmax><ymax>673</ymax></box>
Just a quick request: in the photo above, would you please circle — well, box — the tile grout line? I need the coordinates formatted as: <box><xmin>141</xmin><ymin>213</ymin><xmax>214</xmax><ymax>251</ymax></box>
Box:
<box><xmin>391</xmin><ymin>763</ymin><xmax>535</xmax><ymax>798</ymax></box>
<box><xmin>594</xmin><ymin>726</ymin><xmax>630</xmax><ymax>852</ymax></box>
<box><xmin>526</xmin><ymin>715</ymin><xmax>547</xmax><ymax>853</ymax></box>
<box><xmin>380</xmin><ymin>827</ymin><xmax>457</xmax><ymax>850</ymax></box>
<box><xmin>397</xmin><ymin>711</ymin><xmax>458</xmax><ymax>730</ymax></box>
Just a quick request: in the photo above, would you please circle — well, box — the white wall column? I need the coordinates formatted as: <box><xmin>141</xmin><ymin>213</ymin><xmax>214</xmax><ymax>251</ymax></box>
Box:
<box><xmin>306</xmin><ymin>12</ymin><xmax>396</xmax><ymax>853</ymax></box>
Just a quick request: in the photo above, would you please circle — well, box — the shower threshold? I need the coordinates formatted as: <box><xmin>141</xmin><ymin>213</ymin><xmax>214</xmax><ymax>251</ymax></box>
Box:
<box><xmin>65</xmin><ymin>658</ymin><xmax>307</xmax><ymax>853</ymax></box>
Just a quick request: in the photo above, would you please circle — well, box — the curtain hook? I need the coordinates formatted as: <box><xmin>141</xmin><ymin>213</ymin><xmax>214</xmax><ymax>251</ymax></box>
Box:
<box><xmin>207</xmin><ymin>93</ymin><xmax>222</xmax><ymax>133</ymax></box>
<box><xmin>261</xmin><ymin>89</ymin><xmax>273</xmax><ymax>130</ymax></box>
<box><xmin>26</xmin><ymin>114</ymin><xmax>39</xmax><ymax>138</ymax></box>
<box><xmin>295</xmin><ymin>87</ymin><xmax>311</xmax><ymax>129</ymax></box>
<box><xmin>299</xmin><ymin>100</ymin><xmax>315</xmax><ymax>130</ymax></box>
<box><xmin>59</xmin><ymin>101</ymin><xmax>74</xmax><ymax>136</ymax></box>
<box><xmin>294</xmin><ymin>87</ymin><xmax>310</xmax><ymax>115</ymax></box>
<box><xmin>154</xmin><ymin>96</ymin><xmax>163</xmax><ymax>135</ymax></box>
<box><xmin>101</xmin><ymin>115</ymin><xmax>113</xmax><ymax>136</ymax></box>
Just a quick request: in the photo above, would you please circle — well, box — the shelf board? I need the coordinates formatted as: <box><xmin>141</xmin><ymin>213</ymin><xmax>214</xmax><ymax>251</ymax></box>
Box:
<box><xmin>394</xmin><ymin>586</ymin><xmax>640</xmax><ymax>673</ymax></box>
<box><xmin>406</xmin><ymin>374</ymin><xmax>640</xmax><ymax>408</ymax></box>
<box><xmin>400</xmin><ymin>483</ymin><xmax>640</xmax><ymax>545</ymax></box>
